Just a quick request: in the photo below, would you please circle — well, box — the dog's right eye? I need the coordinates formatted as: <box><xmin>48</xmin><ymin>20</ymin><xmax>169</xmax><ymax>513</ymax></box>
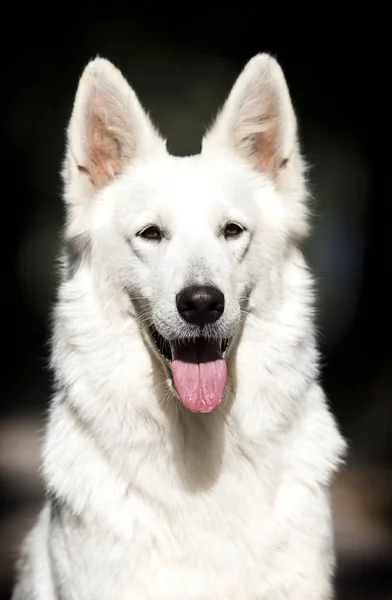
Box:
<box><xmin>224</xmin><ymin>222</ymin><xmax>244</xmax><ymax>238</ymax></box>
<box><xmin>138</xmin><ymin>226</ymin><xmax>162</xmax><ymax>241</ymax></box>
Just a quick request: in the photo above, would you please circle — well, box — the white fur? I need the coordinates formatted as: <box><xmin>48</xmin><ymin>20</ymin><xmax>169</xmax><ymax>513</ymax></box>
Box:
<box><xmin>12</xmin><ymin>54</ymin><xmax>346</xmax><ymax>600</ymax></box>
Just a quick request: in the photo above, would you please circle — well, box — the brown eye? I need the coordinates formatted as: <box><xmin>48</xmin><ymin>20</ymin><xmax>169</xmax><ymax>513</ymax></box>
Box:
<box><xmin>224</xmin><ymin>223</ymin><xmax>244</xmax><ymax>238</ymax></box>
<box><xmin>139</xmin><ymin>226</ymin><xmax>161</xmax><ymax>241</ymax></box>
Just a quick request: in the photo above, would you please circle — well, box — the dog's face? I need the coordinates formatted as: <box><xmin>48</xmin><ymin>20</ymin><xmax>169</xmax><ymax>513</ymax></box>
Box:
<box><xmin>62</xmin><ymin>55</ymin><xmax>307</xmax><ymax>412</ymax></box>
<box><xmin>114</xmin><ymin>157</ymin><xmax>255</xmax><ymax>340</ymax></box>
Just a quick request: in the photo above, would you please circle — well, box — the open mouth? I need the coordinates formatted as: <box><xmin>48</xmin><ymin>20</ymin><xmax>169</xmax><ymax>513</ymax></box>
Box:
<box><xmin>149</xmin><ymin>327</ymin><xmax>229</xmax><ymax>413</ymax></box>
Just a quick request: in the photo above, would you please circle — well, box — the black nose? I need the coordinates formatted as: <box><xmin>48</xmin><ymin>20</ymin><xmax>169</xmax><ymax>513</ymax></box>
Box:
<box><xmin>176</xmin><ymin>286</ymin><xmax>225</xmax><ymax>327</ymax></box>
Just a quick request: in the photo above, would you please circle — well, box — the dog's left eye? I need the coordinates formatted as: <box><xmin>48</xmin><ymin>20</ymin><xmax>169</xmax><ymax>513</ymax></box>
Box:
<box><xmin>138</xmin><ymin>226</ymin><xmax>162</xmax><ymax>241</ymax></box>
<box><xmin>224</xmin><ymin>223</ymin><xmax>244</xmax><ymax>238</ymax></box>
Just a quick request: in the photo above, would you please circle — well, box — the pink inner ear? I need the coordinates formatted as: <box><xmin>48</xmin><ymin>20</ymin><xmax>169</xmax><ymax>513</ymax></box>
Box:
<box><xmin>82</xmin><ymin>114</ymin><xmax>121</xmax><ymax>189</ymax></box>
<box><xmin>77</xmin><ymin>86</ymin><xmax>126</xmax><ymax>191</ymax></box>
<box><xmin>253</xmin><ymin>117</ymin><xmax>282</xmax><ymax>175</ymax></box>
<box><xmin>244</xmin><ymin>87</ymin><xmax>284</xmax><ymax>177</ymax></box>
<box><xmin>230</xmin><ymin>68</ymin><xmax>291</xmax><ymax>179</ymax></box>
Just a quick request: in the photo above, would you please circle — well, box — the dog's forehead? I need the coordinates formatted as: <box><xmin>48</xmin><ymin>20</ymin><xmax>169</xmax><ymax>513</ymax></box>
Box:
<box><xmin>123</xmin><ymin>154</ymin><xmax>260</xmax><ymax>214</ymax></box>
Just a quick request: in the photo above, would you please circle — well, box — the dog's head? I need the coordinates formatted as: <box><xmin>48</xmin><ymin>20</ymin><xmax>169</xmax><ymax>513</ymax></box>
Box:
<box><xmin>62</xmin><ymin>54</ymin><xmax>308</xmax><ymax>413</ymax></box>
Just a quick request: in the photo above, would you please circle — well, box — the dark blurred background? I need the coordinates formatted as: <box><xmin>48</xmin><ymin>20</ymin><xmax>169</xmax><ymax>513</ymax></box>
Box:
<box><xmin>1</xmin><ymin>5</ymin><xmax>391</xmax><ymax>599</ymax></box>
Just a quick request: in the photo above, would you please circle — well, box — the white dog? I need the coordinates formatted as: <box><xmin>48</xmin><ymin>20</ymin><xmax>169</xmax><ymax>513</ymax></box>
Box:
<box><xmin>12</xmin><ymin>53</ymin><xmax>345</xmax><ymax>599</ymax></box>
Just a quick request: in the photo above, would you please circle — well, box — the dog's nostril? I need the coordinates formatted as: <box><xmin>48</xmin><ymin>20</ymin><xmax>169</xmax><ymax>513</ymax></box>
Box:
<box><xmin>176</xmin><ymin>286</ymin><xmax>225</xmax><ymax>327</ymax></box>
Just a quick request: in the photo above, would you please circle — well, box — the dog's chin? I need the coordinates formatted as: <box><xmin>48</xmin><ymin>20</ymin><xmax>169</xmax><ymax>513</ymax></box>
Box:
<box><xmin>149</xmin><ymin>326</ymin><xmax>230</xmax><ymax>414</ymax></box>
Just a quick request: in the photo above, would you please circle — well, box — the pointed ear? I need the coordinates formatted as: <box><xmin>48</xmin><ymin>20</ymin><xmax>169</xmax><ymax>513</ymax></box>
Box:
<box><xmin>202</xmin><ymin>54</ymin><xmax>298</xmax><ymax>180</ymax></box>
<box><xmin>63</xmin><ymin>57</ymin><xmax>166</xmax><ymax>203</ymax></box>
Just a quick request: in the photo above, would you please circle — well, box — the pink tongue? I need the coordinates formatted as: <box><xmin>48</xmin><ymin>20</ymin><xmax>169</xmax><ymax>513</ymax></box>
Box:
<box><xmin>172</xmin><ymin>359</ymin><xmax>227</xmax><ymax>413</ymax></box>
